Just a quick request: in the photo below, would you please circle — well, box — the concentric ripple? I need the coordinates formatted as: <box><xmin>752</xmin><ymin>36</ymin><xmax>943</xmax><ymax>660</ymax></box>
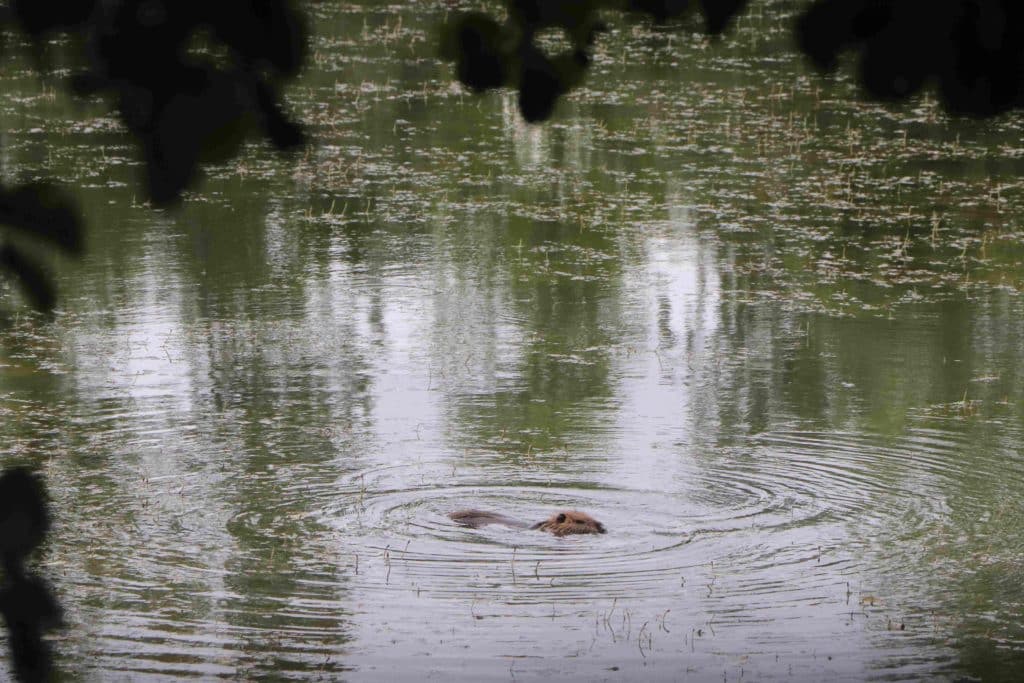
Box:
<box><xmin>266</xmin><ymin>427</ymin><xmax>983</xmax><ymax>610</ymax></box>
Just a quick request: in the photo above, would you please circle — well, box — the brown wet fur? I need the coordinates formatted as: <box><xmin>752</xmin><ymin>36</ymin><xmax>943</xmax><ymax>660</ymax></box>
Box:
<box><xmin>449</xmin><ymin>509</ymin><xmax>606</xmax><ymax>535</ymax></box>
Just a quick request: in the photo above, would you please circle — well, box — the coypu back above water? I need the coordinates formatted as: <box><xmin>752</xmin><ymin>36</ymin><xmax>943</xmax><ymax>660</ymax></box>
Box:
<box><xmin>449</xmin><ymin>509</ymin><xmax>606</xmax><ymax>536</ymax></box>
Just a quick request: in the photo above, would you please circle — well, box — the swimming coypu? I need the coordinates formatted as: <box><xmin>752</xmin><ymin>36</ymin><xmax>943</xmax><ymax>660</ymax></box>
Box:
<box><xmin>449</xmin><ymin>509</ymin><xmax>606</xmax><ymax>536</ymax></box>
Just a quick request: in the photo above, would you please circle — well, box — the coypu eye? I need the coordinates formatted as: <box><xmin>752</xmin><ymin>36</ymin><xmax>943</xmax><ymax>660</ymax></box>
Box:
<box><xmin>556</xmin><ymin>513</ymin><xmax>566</xmax><ymax>523</ymax></box>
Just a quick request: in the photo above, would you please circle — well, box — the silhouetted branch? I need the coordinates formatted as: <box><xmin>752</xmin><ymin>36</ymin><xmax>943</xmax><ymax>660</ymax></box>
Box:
<box><xmin>797</xmin><ymin>0</ymin><xmax>1023</xmax><ymax>116</ymax></box>
<box><xmin>3</xmin><ymin>1</ymin><xmax>307</xmax><ymax>205</ymax></box>
<box><xmin>0</xmin><ymin>1</ymin><xmax>309</xmax><ymax>313</ymax></box>
<box><xmin>440</xmin><ymin>0</ymin><xmax>750</xmax><ymax>122</ymax></box>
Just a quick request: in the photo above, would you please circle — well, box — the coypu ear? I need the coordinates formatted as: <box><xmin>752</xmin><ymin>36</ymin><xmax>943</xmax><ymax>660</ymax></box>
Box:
<box><xmin>556</xmin><ymin>513</ymin><xmax>567</xmax><ymax>523</ymax></box>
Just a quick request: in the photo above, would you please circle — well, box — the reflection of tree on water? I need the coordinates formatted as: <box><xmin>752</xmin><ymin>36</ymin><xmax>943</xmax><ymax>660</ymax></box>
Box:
<box><xmin>442</xmin><ymin>209</ymin><xmax>622</xmax><ymax>465</ymax></box>
<box><xmin>221</xmin><ymin>406</ymin><xmax>358</xmax><ymax>677</ymax></box>
<box><xmin>706</xmin><ymin>279</ymin><xmax>1002</xmax><ymax>433</ymax></box>
<box><xmin>695</xmin><ymin>284</ymin><xmax>1024</xmax><ymax>678</ymax></box>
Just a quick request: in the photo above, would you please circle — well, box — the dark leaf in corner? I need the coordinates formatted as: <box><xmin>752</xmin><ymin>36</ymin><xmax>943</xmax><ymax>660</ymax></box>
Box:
<box><xmin>0</xmin><ymin>467</ymin><xmax>51</xmax><ymax>563</ymax></box>
<box><xmin>0</xmin><ymin>573</ymin><xmax>62</xmax><ymax>683</ymax></box>
<box><xmin>0</xmin><ymin>183</ymin><xmax>83</xmax><ymax>255</ymax></box>
<box><xmin>0</xmin><ymin>244</ymin><xmax>56</xmax><ymax>312</ymax></box>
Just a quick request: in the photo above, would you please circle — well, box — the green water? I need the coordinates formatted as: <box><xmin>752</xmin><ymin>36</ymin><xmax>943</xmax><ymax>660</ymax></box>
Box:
<box><xmin>1</xmin><ymin>1</ymin><xmax>1023</xmax><ymax>680</ymax></box>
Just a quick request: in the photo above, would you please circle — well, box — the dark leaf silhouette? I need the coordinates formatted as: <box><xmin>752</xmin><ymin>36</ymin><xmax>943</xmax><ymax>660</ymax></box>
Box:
<box><xmin>519</xmin><ymin>49</ymin><xmax>563</xmax><ymax>123</ymax></box>
<box><xmin>0</xmin><ymin>245</ymin><xmax>57</xmax><ymax>312</ymax></box>
<box><xmin>0</xmin><ymin>184</ymin><xmax>84</xmax><ymax>256</ymax></box>
<box><xmin>0</xmin><ymin>574</ymin><xmax>61</xmax><ymax>683</ymax></box>
<box><xmin>0</xmin><ymin>468</ymin><xmax>60</xmax><ymax>683</ymax></box>
<box><xmin>85</xmin><ymin>2</ymin><xmax>307</xmax><ymax>203</ymax></box>
<box><xmin>5</xmin><ymin>1</ymin><xmax>307</xmax><ymax>205</ymax></box>
<box><xmin>442</xmin><ymin>13</ymin><xmax>510</xmax><ymax>93</ymax></box>
<box><xmin>700</xmin><ymin>0</ymin><xmax>749</xmax><ymax>34</ymax></box>
<box><xmin>0</xmin><ymin>468</ymin><xmax>50</xmax><ymax>565</ymax></box>
<box><xmin>797</xmin><ymin>0</ymin><xmax>888</xmax><ymax>71</ymax></box>
<box><xmin>797</xmin><ymin>0</ymin><xmax>1024</xmax><ymax>116</ymax></box>
<box><xmin>252</xmin><ymin>78</ymin><xmax>306</xmax><ymax>150</ymax></box>
<box><xmin>441</xmin><ymin>0</ymin><xmax>752</xmax><ymax>122</ymax></box>
<box><xmin>131</xmin><ymin>66</ymin><xmax>251</xmax><ymax>205</ymax></box>
<box><xmin>210</xmin><ymin>0</ymin><xmax>307</xmax><ymax>77</ymax></box>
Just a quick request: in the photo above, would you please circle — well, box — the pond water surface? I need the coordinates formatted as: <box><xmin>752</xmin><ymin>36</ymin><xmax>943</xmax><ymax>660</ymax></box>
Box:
<box><xmin>2</xmin><ymin>1</ymin><xmax>1024</xmax><ymax>680</ymax></box>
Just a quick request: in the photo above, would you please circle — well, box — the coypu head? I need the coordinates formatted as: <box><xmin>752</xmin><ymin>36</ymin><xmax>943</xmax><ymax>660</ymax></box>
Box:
<box><xmin>531</xmin><ymin>510</ymin><xmax>606</xmax><ymax>536</ymax></box>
